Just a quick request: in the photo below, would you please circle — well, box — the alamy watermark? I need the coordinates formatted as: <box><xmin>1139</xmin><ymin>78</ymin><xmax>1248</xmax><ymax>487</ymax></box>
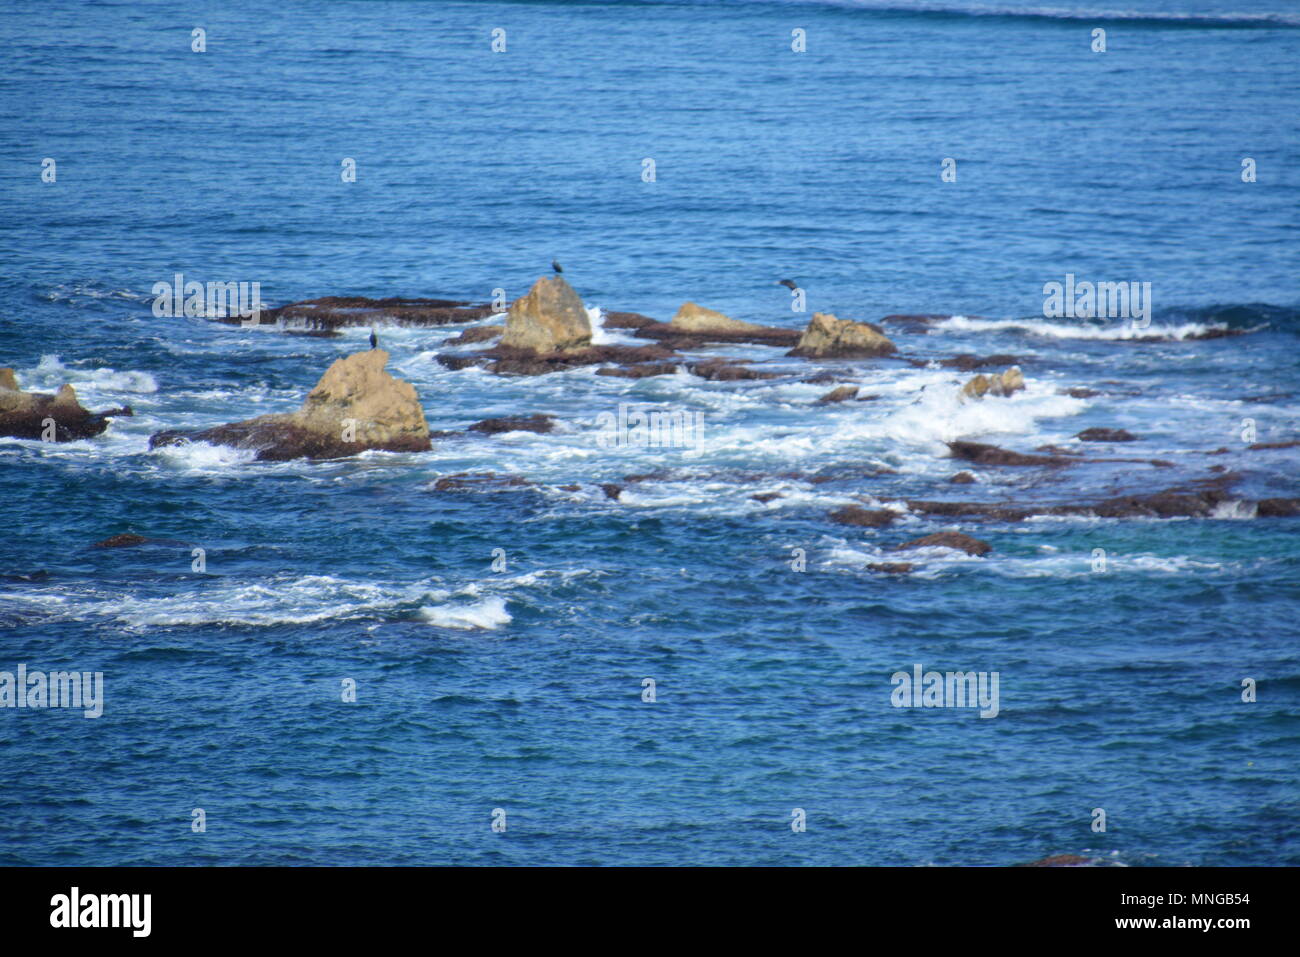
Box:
<box><xmin>1043</xmin><ymin>273</ymin><xmax>1151</xmax><ymax>328</ymax></box>
<box><xmin>1</xmin><ymin>664</ymin><xmax>103</xmax><ymax>718</ymax></box>
<box><xmin>152</xmin><ymin>273</ymin><xmax>263</xmax><ymax>324</ymax></box>
<box><xmin>890</xmin><ymin>664</ymin><xmax>999</xmax><ymax>718</ymax></box>
<box><xmin>595</xmin><ymin>403</ymin><xmax>706</xmax><ymax>454</ymax></box>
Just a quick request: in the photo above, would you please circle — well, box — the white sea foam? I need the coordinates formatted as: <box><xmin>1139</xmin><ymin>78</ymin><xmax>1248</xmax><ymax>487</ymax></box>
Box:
<box><xmin>933</xmin><ymin>316</ymin><xmax>1226</xmax><ymax>342</ymax></box>
<box><xmin>150</xmin><ymin>439</ymin><xmax>258</xmax><ymax>472</ymax></box>
<box><xmin>419</xmin><ymin>595</ymin><xmax>512</xmax><ymax>630</ymax></box>
<box><xmin>24</xmin><ymin>355</ymin><xmax>158</xmax><ymax>394</ymax></box>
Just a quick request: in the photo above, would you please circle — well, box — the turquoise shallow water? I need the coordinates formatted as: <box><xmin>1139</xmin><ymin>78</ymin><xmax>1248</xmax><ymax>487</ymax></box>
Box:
<box><xmin>0</xmin><ymin>0</ymin><xmax>1297</xmax><ymax>865</ymax></box>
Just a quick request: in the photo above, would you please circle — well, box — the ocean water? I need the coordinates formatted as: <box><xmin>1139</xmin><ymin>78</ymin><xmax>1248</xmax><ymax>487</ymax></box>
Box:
<box><xmin>1</xmin><ymin>0</ymin><xmax>1298</xmax><ymax>866</ymax></box>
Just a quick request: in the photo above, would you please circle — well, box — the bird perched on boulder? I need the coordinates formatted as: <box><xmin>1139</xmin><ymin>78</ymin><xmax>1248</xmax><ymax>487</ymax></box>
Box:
<box><xmin>552</xmin><ymin>259</ymin><xmax>563</xmax><ymax>275</ymax></box>
<box><xmin>369</xmin><ymin>329</ymin><xmax>378</xmax><ymax>350</ymax></box>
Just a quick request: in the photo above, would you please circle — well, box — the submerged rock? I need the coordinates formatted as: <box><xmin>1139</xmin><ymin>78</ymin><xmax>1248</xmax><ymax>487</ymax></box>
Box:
<box><xmin>868</xmin><ymin>562</ymin><xmax>913</xmax><ymax>574</ymax></box>
<box><xmin>149</xmin><ymin>349</ymin><xmax>431</xmax><ymax>461</ymax></box>
<box><xmin>940</xmin><ymin>354</ymin><xmax>1021</xmax><ymax>371</ymax></box>
<box><xmin>816</xmin><ymin>385</ymin><xmax>859</xmax><ymax>405</ymax></box>
<box><xmin>468</xmin><ymin>414</ymin><xmax>555</xmax><ymax>435</ymax></box>
<box><xmin>92</xmin><ymin>533</ymin><xmax>149</xmax><ymax>548</ymax></box>
<box><xmin>443</xmin><ymin>325</ymin><xmax>503</xmax><ymax>346</ymax></box>
<box><xmin>686</xmin><ymin>358</ymin><xmax>778</xmax><ymax>381</ymax></box>
<box><xmin>949</xmin><ymin>471</ymin><xmax>977</xmax><ymax>484</ymax></box>
<box><xmin>228</xmin><ymin>296</ymin><xmax>494</xmax><ymax>332</ymax></box>
<box><xmin>0</xmin><ymin>370</ymin><xmax>129</xmax><ymax>441</ymax></box>
<box><xmin>1077</xmin><ymin>428</ymin><xmax>1138</xmax><ymax>442</ymax></box>
<box><xmin>789</xmin><ymin>312</ymin><xmax>897</xmax><ymax>358</ymax></box>
<box><xmin>895</xmin><ymin>531</ymin><xmax>992</xmax><ymax>556</ymax></box>
<box><xmin>500</xmin><ymin>276</ymin><xmax>592</xmax><ymax>354</ymax></box>
<box><xmin>433</xmin><ymin>472</ymin><xmax>533</xmax><ymax>492</ymax></box>
<box><xmin>830</xmin><ymin>506</ymin><xmax>897</xmax><ymax>528</ymax></box>
<box><xmin>947</xmin><ymin>440</ymin><xmax>1069</xmax><ymax>467</ymax></box>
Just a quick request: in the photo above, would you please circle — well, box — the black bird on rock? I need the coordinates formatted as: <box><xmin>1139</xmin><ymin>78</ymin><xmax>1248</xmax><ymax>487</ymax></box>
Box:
<box><xmin>552</xmin><ymin>259</ymin><xmax>563</xmax><ymax>275</ymax></box>
<box><xmin>777</xmin><ymin>278</ymin><xmax>798</xmax><ymax>291</ymax></box>
<box><xmin>369</xmin><ymin>329</ymin><xmax>378</xmax><ymax>350</ymax></box>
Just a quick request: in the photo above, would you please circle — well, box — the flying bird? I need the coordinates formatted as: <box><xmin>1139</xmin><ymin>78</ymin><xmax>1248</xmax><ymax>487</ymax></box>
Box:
<box><xmin>369</xmin><ymin>329</ymin><xmax>378</xmax><ymax>350</ymax></box>
<box><xmin>552</xmin><ymin>259</ymin><xmax>563</xmax><ymax>275</ymax></box>
<box><xmin>777</xmin><ymin>279</ymin><xmax>798</xmax><ymax>291</ymax></box>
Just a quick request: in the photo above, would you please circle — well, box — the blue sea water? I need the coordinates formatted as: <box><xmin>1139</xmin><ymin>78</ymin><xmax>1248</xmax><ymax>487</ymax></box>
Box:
<box><xmin>1</xmin><ymin>0</ymin><xmax>1298</xmax><ymax>866</ymax></box>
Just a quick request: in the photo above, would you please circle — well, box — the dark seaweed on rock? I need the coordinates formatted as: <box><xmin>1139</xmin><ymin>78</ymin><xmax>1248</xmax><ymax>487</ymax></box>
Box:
<box><xmin>223</xmin><ymin>296</ymin><xmax>496</xmax><ymax>331</ymax></box>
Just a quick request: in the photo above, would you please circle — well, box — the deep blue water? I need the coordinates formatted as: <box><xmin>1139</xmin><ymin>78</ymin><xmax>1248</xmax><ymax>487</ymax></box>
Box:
<box><xmin>1</xmin><ymin>0</ymin><xmax>1297</xmax><ymax>865</ymax></box>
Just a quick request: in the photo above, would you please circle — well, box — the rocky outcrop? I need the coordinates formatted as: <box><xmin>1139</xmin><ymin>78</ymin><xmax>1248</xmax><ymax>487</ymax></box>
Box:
<box><xmin>949</xmin><ymin>471</ymin><xmax>977</xmax><ymax>484</ymax></box>
<box><xmin>895</xmin><ymin>531</ymin><xmax>992</xmax><ymax>556</ymax></box>
<box><xmin>961</xmin><ymin>366</ymin><xmax>1024</xmax><ymax>399</ymax></box>
<box><xmin>830</xmin><ymin>506</ymin><xmax>897</xmax><ymax>528</ymax></box>
<box><xmin>632</xmin><ymin>316</ymin><xmax>800</xmax><ymax>348</ymax></box>
<box><xmin>941</xmin><ymin>354</ymin><xmax>1021</xmax><ymax>371</ymax></box>
<box><xmin>0</xmin><ymin>371</ymin><xmax>130</xmax><ymax>441</ymax></box>
<box><xmin>788</xmin><ymin>313</ymin><xmax>897</xmax><ymax>358</ymax></box>
<box><xmin>669</xmin><ymin>302</ymin><xmax>769</xmax><ymax>335</ymax></box>
<box><xmin>687</xmin><ymin>359</ymin><xmax>778</xmax><ymax>381</ymax></box>
<box><xmin>947</xmin><ymin>440</ymin><xmax>1069</xmax><ymax>467</ymax></box>
<box><xmin>226</xmin><ymin>296</ymin><xmax>495</xmax><ymax>332</ymax></box>
<box><xmin>816</xmin><ymin>385</ymin><xmax>859</xmax><ymax>404</ymax></box>
<box><xmin>499</xmin><ymin>276</ymin><xmax>592</xmax><ymax>354</ymax></box>
<box><xmin>468</xmin><ymin>414</ymin><xmax>555</xmax><ymax>435</ymax></box>
<box><xmin>149</xmin><ymin>349</ymin><xmax>431</xmax><ymax>461</ymax></box>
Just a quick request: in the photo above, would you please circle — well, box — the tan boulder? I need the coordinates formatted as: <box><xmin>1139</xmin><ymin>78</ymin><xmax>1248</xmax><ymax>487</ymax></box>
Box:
<box><xmin>669</xmin><ymin>302</ymin><xmax>768</xmax><ymax>335</ymax></box>
<box><xmin>500</xmin><ymin>276</ymin><xmax>591</xmax><ymax>354</ymax></box>
<box><xmin>149</xmin><ymin>349</ymin><xmax>431</xmax><ymax>460</ymax></box>
<box><xmin>0</xmin><ymin>368</ymin><xmax>18</xmax><ymax>391</ymax></box>
<box><xmin>292</xmin><ymin>349</ymin><xmax>430</xmax><ymax>447</ymax></box>
<box><xmin>961</xmin><ymin>366</ymin><xmax>1025</xmax><ymax>400</ymax></box>
<box><xmin>788</xmin><ymin>312</ymin><xmax>896</xmax><ymax>358</ymax></box>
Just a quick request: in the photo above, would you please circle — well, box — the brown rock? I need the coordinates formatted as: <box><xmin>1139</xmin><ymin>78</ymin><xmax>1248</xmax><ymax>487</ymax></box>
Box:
<box><xmin>949</xmin><ymin>471</ymin><xmax>977</xmax><ymax>484</ymax></box>
<box><xmin>868</xmin><ymin>562</ymin><xmax>913</xmax><ymax>574</ymax></box>
<box><xmin>468</xmin><ymin>414</ymin><xmax>555</xmax><ymax>435</ymax></box>
<box><xmin>947</xmin><ymin>440</ymin><xmax>1068</xmax><ymax>467</ymax></box>
<box><xmin>687</xmin><ymin>359</ymin><xmax>778</xmax><ymax>381</ymax></box>
<box><xmin>601</xmin><ymin>311</ymin><xmax>658</xmax><ymax>330</ymax></box>
<box><xmin>830</xmin><ymin>506</ymin><xmax>896</xmax><ymax>528</ymax></box>
<box><xmin>92</xmin><ymin>533</ymin><xmax>149</xmax><ymax>548</ymax></box>
<box><xmin>789</xmin><ymin>312</ymin><xmax>897</xmax><ymax>358</ymax></box>
<box><xmin>595</xmin><ymin>363</ymin><xmax>679</xmax><ymax>379</ymax></box>
<box><xmin>1076</xmin><ymin>428</ymin><xmax>1138</xmax><ymax>442</ymax></box>
<box><xmin>500</xmin><ymin>276</ymin><xmax>592</xmax><ymax>354</ymax></box>
<box><xmin>940</xmin><ymin>354</ymin><xmax>1021</xmax><ymax>371</ymax></box>
<box><xmin>225</xmin><ymin>296</ymin><xmax>494</xmax><ymax>332</ymax></box>
<box><xmin>149</xmin><ymin>349</ymin><xmax>431</xmax><ymax>460</ymax></box>
<box><xmin>895</xmin><ymin>532</ymin><xmax>992</xmax><ymax>556</ymax></box>
<box><xmin>961</xmin><ymin>366</ymin><xmax>1025</xmax><ymax>399</ymax></box>
<box><xmin>443</xmin><ymin>325</ymin><xmax>504</xmax><ymax>345</ymax></box>
<box><xmin>0</xmin><ymin>375</ymin><xmax>126</xmax><ymax>442</ymax></box>
<box><xmin>669</xmin><ymin>302</ymin><xmax>768</xmax><ymax>335</ymax></box>
<box><xmin>816</xmin><ymin>385</ymin><xmax>859</xmax><ymax>405</ymax></box>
